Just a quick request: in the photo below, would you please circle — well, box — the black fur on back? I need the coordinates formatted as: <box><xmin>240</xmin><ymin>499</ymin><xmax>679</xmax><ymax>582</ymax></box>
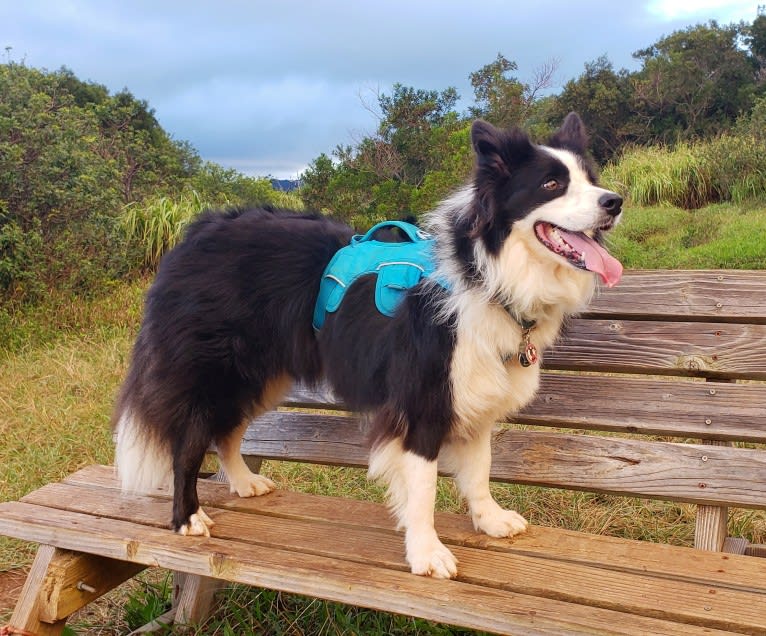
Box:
<box><xmin>114</xmin><ymin>208</ymin><xmax>353</xmax><ymax>528</ymax></box>
<box><xmin>318</xmin><ymin>277</ymin><xmax>456</xmax><ymax>460</ymax></box>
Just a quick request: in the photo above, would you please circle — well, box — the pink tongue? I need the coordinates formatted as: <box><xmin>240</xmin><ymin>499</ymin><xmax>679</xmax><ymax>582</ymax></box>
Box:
<box><xmin>559</xmin><ymin>229</ymin><xmax>623</xmax><ymax>287</ymax></box>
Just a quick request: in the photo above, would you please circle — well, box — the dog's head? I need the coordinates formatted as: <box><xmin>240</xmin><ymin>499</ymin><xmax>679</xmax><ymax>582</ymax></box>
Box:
<box><xmin>468</xmin><ymin>113</ymin><xmax>623</xmax><ymax>289</ymax></box>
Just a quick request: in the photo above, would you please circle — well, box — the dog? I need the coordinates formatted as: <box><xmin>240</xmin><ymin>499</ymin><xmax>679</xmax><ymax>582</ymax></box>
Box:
<box><xmin>113</xmin><ymin>112</ymin><xmax>623</xmax><ymax>579</ymax></box>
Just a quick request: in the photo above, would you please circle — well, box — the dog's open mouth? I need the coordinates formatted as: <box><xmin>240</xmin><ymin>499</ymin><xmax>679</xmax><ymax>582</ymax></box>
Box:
<box><xmin>534</xmin><ymin>222</ymin><xmax>623</xmax><ymax>287</ymax></box>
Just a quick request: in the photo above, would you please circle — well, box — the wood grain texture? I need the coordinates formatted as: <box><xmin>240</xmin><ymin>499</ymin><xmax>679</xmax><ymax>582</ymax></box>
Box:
<box><xmin>1</xmin><ymin>500</ymin><xmax>734</xmax><ymax>636</ymax></box>
<box><xmin>584</xmin><ymin>270</ymin><xmax>766</xmax><ymax>323</ymax></box>
<box><xmin>694</xmin><ymin>441</ymin><xmax>730</xmax><ymax>552</ymax></box>
<box><xmin>23</xmin><ymin>476</ymin><xmax>766</xmax><ymax>593</ymax></box>
<box><xmin>490</xmin><ymin>430</ymin><xmax>766</xmax><ymax>508</ymax></box>
<box><xmin>515</xmin><ymin>374</ymin><xmax>766</xmax><ymax>441</ymax></box>
<box><xmin>546</xmin><ymin>319</ymin><xmax>766</xmax><ymax>379</ymax></box>
<box><xmin>8</xmin><ymin>545</ymin><xmax>68</xmax><ymax>635</ymax></box>
<box><xmin>41</xmin><ymin>496</ymin><xmax>766</xmax><ymax>630</ymax></box>
<box><xmin>283</xmin><ymin>375</ymin><xmax>766</xmax><ymax>441</ymax></box>
<box><xmin>234</xmin><ymin>411</ymin><xmax>766</xmax><ymax>508</ymax></box>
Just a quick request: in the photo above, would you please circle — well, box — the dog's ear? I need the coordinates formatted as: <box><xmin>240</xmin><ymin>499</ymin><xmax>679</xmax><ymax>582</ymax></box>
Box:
<box><xmin>548</xmin><ymin>112</ymin><xmax>588</xmax><ymax>155</ymax></box>
<box><xmin>471</xmin><ymin>120</ymin><xmax>508</xmax><ymax>174</ymax></box>
<box><xmin>470</xmin><ymin>120</ymin><xmax>532</xmax><ymax>237</ymax></box>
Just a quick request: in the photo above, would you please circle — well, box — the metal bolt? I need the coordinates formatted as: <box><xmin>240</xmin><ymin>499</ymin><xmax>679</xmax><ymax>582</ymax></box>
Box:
<box><xmin>76</xmin><ymin>581</ymin><xmax>96</xmax><ymax>594</ymax></box>
<box><xmin>715</xmin><ymin>302</ymin><xmax>722</xmax><ymax>308</ymax></box>
<box><xmin>702</xmin><ymin>455</ymin><xmax>708</xmax><ymax>462</ymax></box>
<box><xmin>709</xmin><ymin>389</ymin><xmax>716</xmax><ymax>395</ymax></box>
<box><xmin>705</xmin><ymin>419</ymin><xmax>712</xmax><ymax>425</ymax></box>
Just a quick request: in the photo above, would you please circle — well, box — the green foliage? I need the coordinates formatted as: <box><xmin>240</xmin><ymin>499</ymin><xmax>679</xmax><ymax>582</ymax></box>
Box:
<box><xmin>608</xmin><ymin>203</ymin><xmax>766</xmax><ymax>270</ymax></box>
<box><xmin>601</xmin><ymin>143</ymin><xmax>711</xmax><ymax>209</ymax></box>
<box><xmin>122</xmin><ymin>191</ymin><xmax>212</xmax><ymax>270</ymax></box>
<box><xmin>197</xmin><ymin>586</ymin><xmax>487</xmax><ymax>635</ymax></box>
<box><xmin>0</xmin><ymin>62</ymin><xmax>298</xmax><ymax>306</ymax></box>
<box><xmin>123</xmin><ymin>574</ymin><xmax>173</xmax><ymax>631</ymax></box>
<box><xmin>631</xmin><ymin>21</ymin><xmax>757</xmax><ymax>143</ymax></box>
<box><xmin>0</xmin><ymin>217</ymin><xmax>44</xmax><ymax>302</ymax></box>
<box><xmin>602</xmin><ymin>103</ymin><xmax>766</xmax><ymax>210</ymax></box>
<box><xmin>551</xmin><ymin>56</ymin><xmax>635</xmax><ymax>163</ymax></box>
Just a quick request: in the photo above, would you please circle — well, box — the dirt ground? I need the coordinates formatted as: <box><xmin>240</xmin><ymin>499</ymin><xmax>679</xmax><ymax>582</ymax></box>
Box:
<box><xmin>0</xmin><ymin>569</ymin><xmax>26</xmax><ymax>621</ymax></box>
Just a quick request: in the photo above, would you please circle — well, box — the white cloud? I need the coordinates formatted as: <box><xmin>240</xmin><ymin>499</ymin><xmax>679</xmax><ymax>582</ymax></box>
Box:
<box><xmin>647</xmin><ymin>0</ymin><xmax>758</xmax><ymax>22</ymax></box>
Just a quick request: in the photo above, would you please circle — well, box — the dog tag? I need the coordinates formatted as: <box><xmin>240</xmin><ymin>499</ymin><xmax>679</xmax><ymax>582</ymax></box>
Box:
<box><xmin>518</xmin><ymin>341</ymin><xmax>538</xmax><ymax>367</ymax></box>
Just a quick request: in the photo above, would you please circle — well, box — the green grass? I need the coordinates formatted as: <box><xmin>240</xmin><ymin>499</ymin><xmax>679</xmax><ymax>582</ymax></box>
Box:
<box><xmin>2</xmin><ymin>202</ymin><xmax>766</xmax><ymax>632</ymax></box>
<box><xmin>606</xmin><ymin>202</ymin><xmax>766</xmax><ymax>270</ymax></box>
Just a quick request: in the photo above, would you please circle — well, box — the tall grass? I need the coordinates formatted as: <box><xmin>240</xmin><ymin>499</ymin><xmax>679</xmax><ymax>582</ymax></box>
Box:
<box><xmin>601</xmin><ymin>143</ymin><xmax>711</xmax><ymax>209</ymax></box>
<box><xmin>122</xmin><ymin>188</ymin><xmax>305</xmax><ymax>271</ymax></box>
<box><xmin>122</xmin><ymin>190</ymin><xmax>216</xmax><ymax>270</ymax></box>
<box><xmin>602</xmin><ymin>133</ymin><xmax>766</xmax><ymax>209</ymax></box>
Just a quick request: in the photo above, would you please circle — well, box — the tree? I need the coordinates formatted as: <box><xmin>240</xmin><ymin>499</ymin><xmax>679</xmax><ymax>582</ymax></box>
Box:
<box><xmin>376</xmin><ymin>83</ymin><xmax>460</xmax><ymax>186</ymax></box>
<box><xmin>469</xmin><ymin>53</ymin><xmax>556</xmax><ymax>130</ymax></box>
<box><xmin>631</xmin><ymin>21</ymin><xmax>758</xmax><ymax>142</ymax></box>
<box><xmin>551</xmin><ymin>56</ymin><xmax>635</xmax><ymax>162</ymax></box>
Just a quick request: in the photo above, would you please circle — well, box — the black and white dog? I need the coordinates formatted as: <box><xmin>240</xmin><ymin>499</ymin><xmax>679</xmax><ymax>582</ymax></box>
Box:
<box><xmin>114</xmin><ymin>113</ymin><xmax>623</xmax><ymax>579</ymax></box>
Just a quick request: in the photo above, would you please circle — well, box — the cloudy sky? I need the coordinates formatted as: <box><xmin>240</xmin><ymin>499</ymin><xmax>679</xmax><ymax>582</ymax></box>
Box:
<box><xmin>2</xmin><ymin>1</ymin><xmax>759</xmax><ymax>178</ymax></box>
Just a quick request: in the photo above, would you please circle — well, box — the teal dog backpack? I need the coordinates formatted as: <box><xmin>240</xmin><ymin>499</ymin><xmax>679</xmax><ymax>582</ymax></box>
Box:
<box><xmin>312</xmin><ymin>221</ymin><xmax>446</xmax><ymax>330</ymax></box>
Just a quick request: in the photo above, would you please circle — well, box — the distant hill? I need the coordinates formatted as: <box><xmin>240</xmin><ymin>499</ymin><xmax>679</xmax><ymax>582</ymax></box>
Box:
<box><xmin>270</xmin><ymin>178</ymin><xmax>301</xmax><ymax>192</ymax></box>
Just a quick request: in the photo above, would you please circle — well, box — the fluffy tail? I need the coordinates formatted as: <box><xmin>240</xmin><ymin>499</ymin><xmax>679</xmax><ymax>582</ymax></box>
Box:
<box><xmin>114</xmin><ymin>408</ymin><xmax>173</xmax><ymax>494</ymax></box>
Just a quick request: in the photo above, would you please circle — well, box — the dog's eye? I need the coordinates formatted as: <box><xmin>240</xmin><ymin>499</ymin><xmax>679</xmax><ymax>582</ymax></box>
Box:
<box><xmin>542</xmin><ymin>179</ymin><xmax>559</xmax><ymax>191</ymax></box>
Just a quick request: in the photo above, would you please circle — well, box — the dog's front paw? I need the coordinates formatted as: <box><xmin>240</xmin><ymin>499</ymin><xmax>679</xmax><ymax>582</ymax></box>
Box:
<box><xmin>230</xmin><ymin>472</ymin><xmax>276</xmax><ymax>498</ymax></box>
<box><xmin>406</xmin><ymin>533</ymin><xmax>458</xmax><ymax>579</ymax></box>
<box><xmin>473</xmin><ymin>505</ymin><xmax>528</xmax><ymax>538</ymax></box>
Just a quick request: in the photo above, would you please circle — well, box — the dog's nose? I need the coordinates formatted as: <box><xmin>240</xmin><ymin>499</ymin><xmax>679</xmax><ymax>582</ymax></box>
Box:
<box><xmin>599</xmin><ymin>192</ymin><xmax>623</xmax><ymax>217</ymax></box>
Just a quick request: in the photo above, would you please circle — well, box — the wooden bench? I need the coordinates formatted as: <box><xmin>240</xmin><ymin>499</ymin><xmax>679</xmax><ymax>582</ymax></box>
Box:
<box><xmin>2</xmin><ymin>269</ymin><xmax>766</xmax><ymax>635</ymax></box>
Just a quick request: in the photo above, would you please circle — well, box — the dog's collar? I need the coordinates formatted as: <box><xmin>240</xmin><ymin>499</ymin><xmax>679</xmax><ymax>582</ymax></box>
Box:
<box><xmin>494</xmin><ymin>296</ymin><xmax>536</xmax><ymax>331</ymax></box>
<box><xmin>495</xmin><ymin>297</ymin><xmax>539</xmax><ymax>367</ymax></box>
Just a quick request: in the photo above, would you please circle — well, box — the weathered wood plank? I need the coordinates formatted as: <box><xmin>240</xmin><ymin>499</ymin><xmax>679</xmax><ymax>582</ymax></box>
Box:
<box><xmin>695</xmin><ymin>440</ymin><xmax>730</xmax><ymax>552</ymax></box>
<box><xmin>584</xmin><ymin>270</ymin><xmax>766</xmax><ymax>323</ymax></box>
<box><xmin>517</xmin><ymin>374</ymin><xmax>766</xmax><ymax>441</ymax></box>
<box><xmin>284</xmin><ymin>375</ymin><xmax>766</xmax><ymax>442</ymax></box>
<box><xmin>23</xmin><ymin>485</ymin><xmax>766</xmax><ymax>633</ymax></box>
<box><xmin>230</xmin><ymin>412</ymin><xmax>766</xmax><ymax>508</ymax></box>
<box><xmin>9</xmin><ymin>545</ymin><xmax>68</xmax><ymax>635</ymax></box>
<box><xmin>546</xmin><ymin>319</ymin><xmax>766</xmax><ymax>379</ymax></box>
<box><xmin>38</xmin><ymin>551</ymin><xmax>144</xmax><ymax>621</ymax></box>
<box><xmin>48</xmin><ymin>467</ymin><xmax>766</xmax><ymax>594</ymax></box>
<box><xmin>1</xmin><ymin>501</ymin><xmax>731</xmax><ymax>636</ymax></box>
<box><xmin>490</xmin><ymin>430</ymin><xmax>766</xmax><ymax>509</ymax></box>
<box><xmin>6</xmin><ymin>493</ymin><xmax>766</xmax><ymax>629</ymax></box>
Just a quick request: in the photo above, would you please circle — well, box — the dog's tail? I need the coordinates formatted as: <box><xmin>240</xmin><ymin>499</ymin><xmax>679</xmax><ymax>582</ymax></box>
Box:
<box><xmin>114</xmin><ymin>406</ymin><xmax>173</xmax><ymax>494</ymax></box>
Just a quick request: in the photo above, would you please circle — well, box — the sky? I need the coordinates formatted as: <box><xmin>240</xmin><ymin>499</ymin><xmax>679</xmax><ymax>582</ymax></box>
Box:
<box><xmin>1</xmin><ymin>1</ymin><xmax>760</xmax><ymax>179</ymax></box>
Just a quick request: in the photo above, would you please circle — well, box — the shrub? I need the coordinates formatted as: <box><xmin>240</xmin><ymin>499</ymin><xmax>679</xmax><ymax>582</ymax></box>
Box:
<box><xmin>601</xmin><ymin>143</ymin><xmax>712</xmax><ymax>209</ymax></box>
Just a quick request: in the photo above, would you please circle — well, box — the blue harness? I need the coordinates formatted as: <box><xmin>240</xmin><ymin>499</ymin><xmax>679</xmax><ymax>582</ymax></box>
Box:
<box><xmin>313</xmin><ymin>221</ymin><xmax>446</xmax><ymax>330</ymax></box>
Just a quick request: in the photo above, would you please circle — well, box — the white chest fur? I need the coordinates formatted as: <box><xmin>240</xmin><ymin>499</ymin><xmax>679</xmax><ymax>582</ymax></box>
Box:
<box><xmin>448</xmin><ymin>299</ymin><xmax>565</xmax><ymax>440</ymax></box>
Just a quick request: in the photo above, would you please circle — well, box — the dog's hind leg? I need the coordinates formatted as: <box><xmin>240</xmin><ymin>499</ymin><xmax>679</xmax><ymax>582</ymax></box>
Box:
<box><xmin>172</xmin><ymin>430</ymin><xmax>215</xmax><ymax>536</ymax></box>
<box><xmin>442</xmin><ymin>427</ymin><xmax>528</xmax><ymax>538</ymax></box>
<box><xmin>369</xmin><ymin>438</ymin><xmax>458</xmax><ymax>579</ymax></box>
<box><xmin>214</xmin><ymin>374</ymin><xmax>293</xmax><ymax>498</ymax></box>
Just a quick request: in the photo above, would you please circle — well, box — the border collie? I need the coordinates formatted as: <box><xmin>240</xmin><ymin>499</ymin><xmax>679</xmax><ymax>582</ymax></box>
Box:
<box><xmin>114</xmin><ymin>113</ymin><xmax>623</xmax><ymax>579</ymax></box>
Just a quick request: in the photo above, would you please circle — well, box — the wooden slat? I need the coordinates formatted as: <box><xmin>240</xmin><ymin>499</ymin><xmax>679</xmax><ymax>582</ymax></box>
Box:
<box><xmin>546</xmin><ymin>319</ymin><xmax>766</xmax><ymax>379</ymax></box>
<box><xmin>31</xmin><ymin>470</ymin><xmax>766</xmax><ymax>595</ymax></box>
<box><xmin>284</xmin><ymin>375</ymin><xmax>766</xmax><ymax>442</ymax></box>
<box><xmin>585</xmin><ymin>270</ymin><xmax>766</xmax><ymax>323</ymax></box>
<box><xmin>516</xmin><ymin>374</ymin><xmax>766</xmax><ymax>441</ymax></box>
<box><xmin>10</xmin><ymin>481</ymin><xmax>766</xmax><ymax>634</ymax></box>
<box><xmin>695</xmin><ymin>440</ymin><xmax>730</xmax><ymax>552</ymax></box>
<box><xmin>1</xmin><ymin>501</ymin><xmax>733</xmax><ymax>636</ymax></box>
<box><xmin>22</xmin><ymin>484</ymin><xmax>766</xmax><ymax>631</ymax></box>
<box><xmin>236</xmin><ymin>413</ymin><xmax>766</xmax><ymax>507</ymax></box>
<box><xmin>9</xmin><ymin>545</ymin><xmax>68</xmax><ymax>635</ymax></box>
<box><xmin>490</xmin><ymin>430</ymin><xmax>766</xmax><ymax>508</ymax></box>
